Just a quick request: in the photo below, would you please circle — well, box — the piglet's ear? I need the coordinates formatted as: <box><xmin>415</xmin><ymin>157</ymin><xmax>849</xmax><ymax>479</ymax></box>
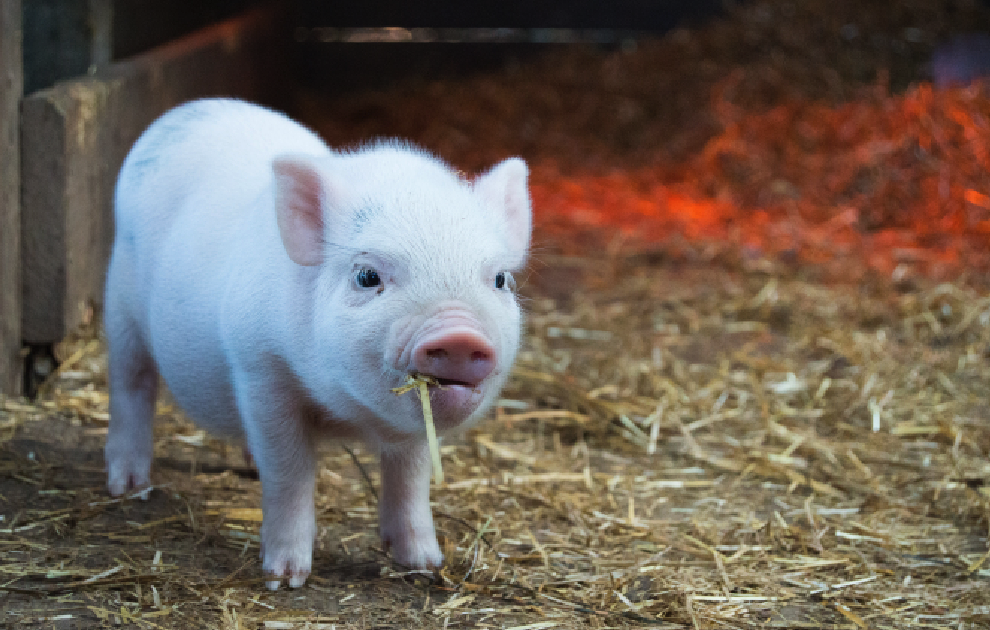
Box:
<box><xmin>474</xmin><ymin>157</ymin><xmax>532</xmax><ymax>262</ymax></box>
<box><xmin>273</xmin><ymin>156</ymin><xmax>327</xmax><ymax>266</ymax></box>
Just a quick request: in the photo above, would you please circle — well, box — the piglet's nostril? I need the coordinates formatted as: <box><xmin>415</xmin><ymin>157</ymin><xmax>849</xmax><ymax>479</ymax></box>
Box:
<box><xmin>471</xmin><ymin>350</ymin><xmax>491</xmax><ymax>361</ymax></box>
<box><xmin>426</xmin><ymin>348</ymin><xmax>448</xmax><ymax>359</ymax></box>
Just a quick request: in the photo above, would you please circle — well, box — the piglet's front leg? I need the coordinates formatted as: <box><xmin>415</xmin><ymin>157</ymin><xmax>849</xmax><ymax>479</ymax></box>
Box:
<box><xmin>236</xmin><ymin>375</ymin><xmax>318</xmax><ymax>590</ymax></box>
<box><xmin>379</xmin><ymin>440</ymin><xmax>443</xmax><ymax>569</ymax></box>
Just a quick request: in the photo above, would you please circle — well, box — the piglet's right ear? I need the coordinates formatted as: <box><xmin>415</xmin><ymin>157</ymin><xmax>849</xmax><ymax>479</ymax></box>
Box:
<box><xmin>273</xmin><ymin>156</ymin><xmax>327</xmax><ymax>266</ymax></box>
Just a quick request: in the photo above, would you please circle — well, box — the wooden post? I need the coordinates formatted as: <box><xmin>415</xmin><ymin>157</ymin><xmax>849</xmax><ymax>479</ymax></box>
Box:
<box><xmin>1</xmin><ymin>0</ymin><xmax>23</xmax><ymax>396</ymax></box>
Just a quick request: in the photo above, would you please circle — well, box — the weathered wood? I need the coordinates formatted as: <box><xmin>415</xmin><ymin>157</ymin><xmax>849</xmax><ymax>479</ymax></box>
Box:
<box><xmin>20</xmin><ymin>4</ymin><xmax>286</xmax><ymax>344</ymax></box>
<box><xmin>1</xmin><ymin>0</ymin><xmax>24</xmax><ymax>396</ymax></box>
<box><xmin>112</xmin><ymin>0</ymin><xmax>254</xmax><ymax>60</ymax></box>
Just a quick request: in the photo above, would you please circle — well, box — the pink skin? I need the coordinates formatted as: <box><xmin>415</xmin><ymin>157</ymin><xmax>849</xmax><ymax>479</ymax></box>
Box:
<box><xmin>104</xmin><ymin>101</ymin><xmax>531</xmax><ymax>591</ymax></box>
<box><xmin>400</xmin><ymin>309</ymin><xmax>497</xmax><ymax>430</ymax></box>
<box><xmin>379</xmin><ymin>440</ymin><xmax>440</xmax><ymax>568</ymax></box>
<box><xmin>236</xmin><ymin>317</ymin><xmax>497</xmax><ymax>585</ymax></box>
<box><xmin>412</xmin><ymin>328</ymin><xmax>495</xmax><ymax>384</ymax></box>
<box><xmin>373</xmin><ymin>318</ymin><xmax>497</xmax><ymax>569</ymax></box>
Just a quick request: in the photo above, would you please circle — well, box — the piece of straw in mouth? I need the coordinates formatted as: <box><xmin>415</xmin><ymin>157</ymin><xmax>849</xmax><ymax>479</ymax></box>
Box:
<box><xmin>392</xmin><ymin>373</ymin><xmax>444</xmax><ymax>484</ymax></box>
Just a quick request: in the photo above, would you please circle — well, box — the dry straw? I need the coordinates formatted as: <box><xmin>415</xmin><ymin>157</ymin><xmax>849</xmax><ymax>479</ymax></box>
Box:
<box><xmin>4</xmin><ymin>0</ymin><xmax>990</xmax><ymax>625</ymax></box>
<box><xmin>2</xmin><ymin>253</ymin><xmax>989</xmax><ymax>627</ymax></box>
<box><xmin>392</xmin><ymin>373</ymin><xmax>445</xmax><ymax>485</ymax></box>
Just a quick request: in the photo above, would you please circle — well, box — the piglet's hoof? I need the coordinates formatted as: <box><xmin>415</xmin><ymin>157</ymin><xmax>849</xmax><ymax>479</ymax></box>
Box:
<box><xmin>261</xmin><ymin>543</ymin><xmax>311</xmax><ymax>590</ymax></box>
<box><xmin>383</xmin><ymin>529</ymin><xmax>444</xmax><ymax>570</ymax></box>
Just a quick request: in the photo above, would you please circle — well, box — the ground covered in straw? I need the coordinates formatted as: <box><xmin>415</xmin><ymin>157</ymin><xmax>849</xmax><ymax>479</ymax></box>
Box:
<box><xmin>4</xmin><ymin>0</ymin><xmax>990</xmax><ymax>627</ymax></box>
<box><xmin>2</xmin><ymin>258</ymin><xmax>990</xmax><ymax>628</ymax></box>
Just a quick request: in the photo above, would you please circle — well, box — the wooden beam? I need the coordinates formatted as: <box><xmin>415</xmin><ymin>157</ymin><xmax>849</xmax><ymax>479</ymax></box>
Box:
<box><xmin>20</xmin><ymin>3</ymin><xmax>285</xmax><ymax>344</ymax></box>
<box><xmin>0</xmin><ymin>0</ymin><xmax>24</xmax><ymax>396</ymax></box>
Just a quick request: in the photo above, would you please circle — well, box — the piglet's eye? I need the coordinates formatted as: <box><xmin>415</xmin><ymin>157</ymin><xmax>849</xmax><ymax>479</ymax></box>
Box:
<box><xmin>355</xmin><ymin>268</ymin><xmax>381</xmax><ymax>289</ymax></box>
<box><xmin>495</xmin><ymin>271</ymin><xmax>514</xmax><ymax>291</ymax></box>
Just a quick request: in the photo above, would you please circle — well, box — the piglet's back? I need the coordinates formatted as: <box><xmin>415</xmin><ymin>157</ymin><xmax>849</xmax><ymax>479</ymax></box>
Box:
<box><xmin>114</xmin><ymin>99</ymin><xmax>330</xmax><ymax>245</ymax></box>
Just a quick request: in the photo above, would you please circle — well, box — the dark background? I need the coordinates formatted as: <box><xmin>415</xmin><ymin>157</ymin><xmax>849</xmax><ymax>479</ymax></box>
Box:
<box><xmin>23</xmin><ymin>0</ymin><xmax>727</xmax><ymax>96</ymax></box>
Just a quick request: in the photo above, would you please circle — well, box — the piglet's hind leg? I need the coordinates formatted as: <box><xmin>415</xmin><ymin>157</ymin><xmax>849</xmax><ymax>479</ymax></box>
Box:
<box><xmin>105</xmin><ymin>312</ymin><xmax>158</xmax><ymax>497</ymax></box>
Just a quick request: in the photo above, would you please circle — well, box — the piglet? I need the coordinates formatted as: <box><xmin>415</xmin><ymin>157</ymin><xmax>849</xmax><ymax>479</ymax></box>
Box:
<box><xmin>104</xmin><ymin>98</ymin><xmax>531</xmax><ymax>589</ymax></box>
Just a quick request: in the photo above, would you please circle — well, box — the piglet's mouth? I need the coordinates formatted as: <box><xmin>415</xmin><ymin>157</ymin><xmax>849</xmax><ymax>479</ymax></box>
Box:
<box><xmin>393</xmin><ymin>372</ymin><xmax>487</xmax><ymax>431</ymax></box>
<box><xmin>393</xmin><ymin>372</ymin><xmax>482</xmax><ymax>394</ymax></box>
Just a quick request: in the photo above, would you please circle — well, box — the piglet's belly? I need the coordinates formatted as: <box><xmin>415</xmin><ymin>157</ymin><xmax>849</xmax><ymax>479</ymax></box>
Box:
<box><xmin>148</xmin><ymin>318</ymin><xmax>241</xmax><ymax>435</ymax></box>
<box><xmin>155</xmin><ymin>360</ymin><xmax>242</xmax><ymax>436</ymax></box>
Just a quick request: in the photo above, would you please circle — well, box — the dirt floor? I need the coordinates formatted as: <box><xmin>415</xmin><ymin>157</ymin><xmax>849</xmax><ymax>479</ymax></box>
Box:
<box><xmin>4</xmin><ymin>257</ymin><xmax>990</xmax><ymax>629</ymax></box>
<box><xmin>4</xmin><ymin>0</ymin><xmax>990</xmax><ymax>628</ymax></box>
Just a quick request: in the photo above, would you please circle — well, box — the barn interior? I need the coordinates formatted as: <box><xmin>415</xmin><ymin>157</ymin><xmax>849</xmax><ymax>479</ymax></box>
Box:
<box><xmin>2</xmin><ymin>0</ymin><xmax>990</xmax><ymax>627</ymax></box>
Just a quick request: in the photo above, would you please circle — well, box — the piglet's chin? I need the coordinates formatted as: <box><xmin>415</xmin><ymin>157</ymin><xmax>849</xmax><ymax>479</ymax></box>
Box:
<box><xmin>427</xmin><ymin>384</ymin><xmax>487</xmax><ymax>431</ymax></box>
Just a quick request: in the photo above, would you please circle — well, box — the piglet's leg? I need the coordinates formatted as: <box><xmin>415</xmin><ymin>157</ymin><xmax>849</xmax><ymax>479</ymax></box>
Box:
<box><xmin>235</xmin><ymin>374</ymin><xmax>317</xmax><ymax>590</ymax></box>
<box><xmin>105</xmin><ymin>311</ymin><xmax>158</xmax><ymax>498</ymax></box>
<box><xmin>379</xmin><ymin>440</ymin><xmax>443</xmax><ymax>569</ymax></box>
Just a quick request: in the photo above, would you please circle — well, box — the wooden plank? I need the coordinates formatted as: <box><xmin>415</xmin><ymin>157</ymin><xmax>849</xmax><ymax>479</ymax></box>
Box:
<box><xmin>113</xmin><ymin>0</ymin><xmax>254</xmax><ymax>60</ymax></box>
<box><xmin>20</xmin><ymin>3</ymin><xmax>286</xmax><ymax>344</ymax></box>
<box><xmin>0</xmin><ymin>0</ymin><xmax>24</xmax><ymax>396</ymax></box>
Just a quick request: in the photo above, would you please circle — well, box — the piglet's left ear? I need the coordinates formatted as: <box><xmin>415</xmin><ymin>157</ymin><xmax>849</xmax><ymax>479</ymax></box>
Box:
<box><xmin>474</xmin><ymin>157</ymin><xmax>532</xmax><ymax>263</ymax></box>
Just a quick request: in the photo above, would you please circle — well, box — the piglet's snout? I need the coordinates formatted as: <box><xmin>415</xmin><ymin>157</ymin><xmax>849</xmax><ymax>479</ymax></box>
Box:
<box><xmin>412</xmin><ymin>327</ymin><xmax>496</xmax><ymax>386</ymax></box>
